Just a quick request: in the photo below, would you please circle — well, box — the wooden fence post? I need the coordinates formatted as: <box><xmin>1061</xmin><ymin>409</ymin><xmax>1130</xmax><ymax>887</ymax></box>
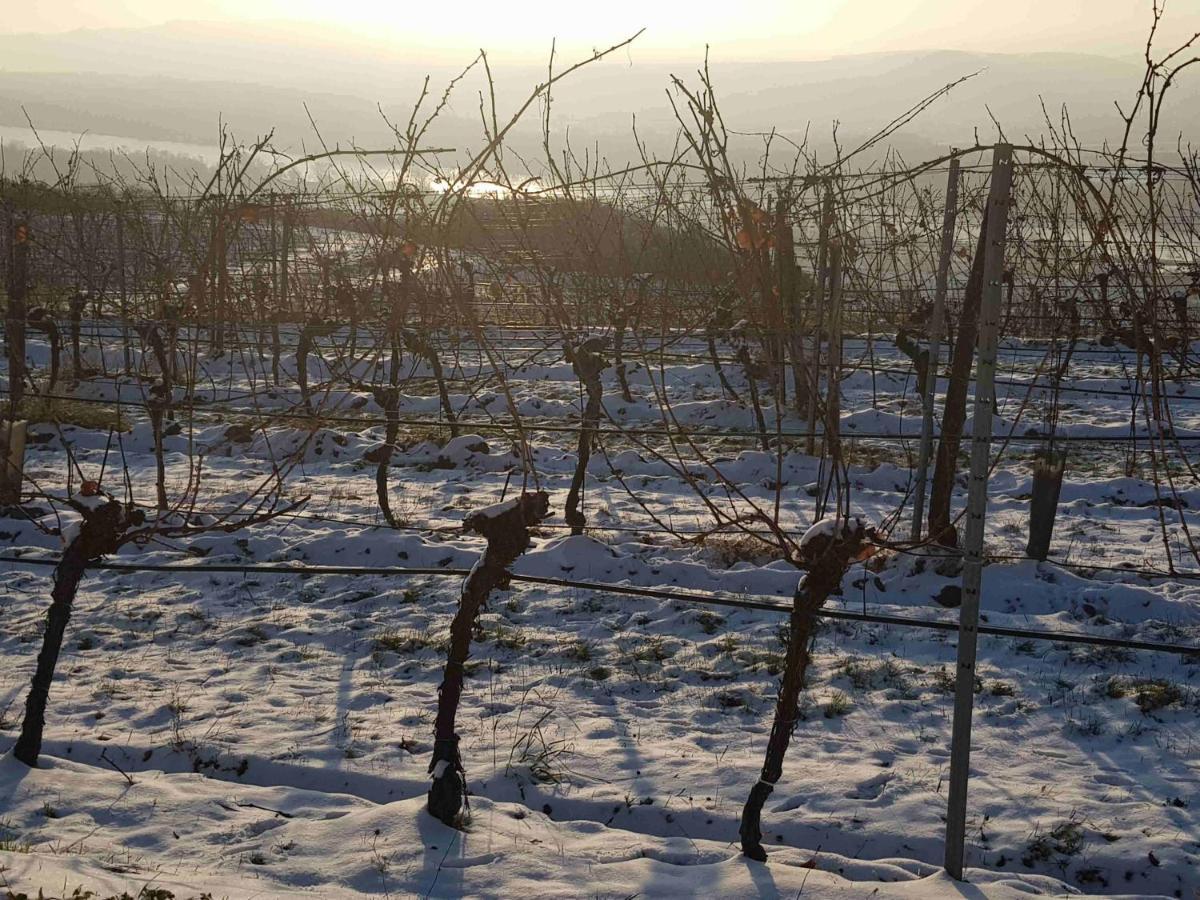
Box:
<box><xmin>805</xmin><ymin>180</ymin><xmax>834</xmax><ymax>454</ymax></box>
<box><xmin>280</xmin><ymin>201</ymin><xmax>292</xmax><ymax>315</ymax></box>
<box><xmin>778</xmin><ymin>192</ymin><xmax>806</xmax><ymax>417</ymax></box>
<box><xmin>0</xmin><ymin>419</ymin><xmax>27</xmax><ymax>508</ymax></box>
<box><xmin>6</xmin><ymin>220</ymin><xmax>28</xmax><ymax>413</ymax></box>
<box><xmin>2</xmin><ymin>220</ymin><xmax>29</xmax><ymax>507</ymax></box>
<box><xmin>773</xmin><ymin>193</ymin><xmax>793</xmax><ymax>407</ymax></box>
<box><xmin>116</xmin><ymin>206</ymin><xmax>132</xmax><ymax>373</ymax></box>
<box><xmin>911</xmin><ymin>159</ymin><xmax>960</xmax><ymax>540</ymax></box>
<box><xmin>944</xmin><ymin>143</ymin><xmax>1013</xmax><ymax>881</ymax></box>
<box><xmin>214</xmin><ymin>214</ymin><xmax>229</xmax><ymax>357</ymax></box>
<box><xmin>826</xmin><ymin>242</ymin><xmax>843</xmax><ymax>446</ymax></box>
<box><xmin>816</xmin><ymin>242</ymin><xmax>843</xmax><ymax>520</ymax></box>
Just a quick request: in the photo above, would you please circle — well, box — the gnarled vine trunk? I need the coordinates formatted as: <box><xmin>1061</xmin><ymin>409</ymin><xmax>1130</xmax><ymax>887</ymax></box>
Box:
<box><xmin>404</xmin><ymin>328</ymin><xmax>458</xmax><ymax>439</ymax></box>
<box><xmin>14</xmin><ymin>497</ymin><xmax>134</xmax><ymax>767</ymax></box>
<box><xmin>428</xmin><ymin>492</ymin><xmax>551</xmax><ymax>826</ymax></box>
<box><xmin>297</xmin><ymin>321</ymin><xmax>334</xmax><ymax>413</ymax></box>
<box><xmin>708</xmin><ymin>325</ymin><xmax>739</xmax><ymax>402</ymax></box>
<box><xmin>613</xmin><ymin>316</ymin><xmax>634</xmax><ymax>404</ymax></box>
<box><xmin>371</xmin><ymin>335</ymin><xmax>404</xmax><ymax>526</ymax></box>
<box><xmin>740</xmin><ymin>518</ymin><xmax>872</xmax><ymax>861</ymax></box>
<box><xmin>69</xmin><ymin>291</ymin><xmax>87</xmax><ymax>379</ymax></box>
<box><xmin>564</xmin><ymin>338</ymin><xmax>609</xmax><ymax>535</ymax></box>
<box><xmin>137</xmin><ymin>324</ymin><xmax>173</xmax><ymax>511</ymax></box>
<box><xmin>735</xmin><ymin>344</ymin><xmax>770</xmax><ymax>452</ymax></box>
<box><xmin>24</xmin><ymin>307</ymin><xmax>60</xmax><ymax>397</ymax></box>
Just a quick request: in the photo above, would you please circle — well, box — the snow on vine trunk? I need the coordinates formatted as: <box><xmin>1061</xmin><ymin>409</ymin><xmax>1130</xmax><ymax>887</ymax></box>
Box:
<box><xmin>740</xmin><ymin>515</ymin><xmax>876</xmax><ymax>861</ymax></box>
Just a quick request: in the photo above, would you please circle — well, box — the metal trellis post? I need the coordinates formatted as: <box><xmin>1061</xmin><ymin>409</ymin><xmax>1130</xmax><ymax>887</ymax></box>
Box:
<box><xmin>944</xmin><ymin>143</ymin><xmax>1013</xmax><ymax>881</ymax></box>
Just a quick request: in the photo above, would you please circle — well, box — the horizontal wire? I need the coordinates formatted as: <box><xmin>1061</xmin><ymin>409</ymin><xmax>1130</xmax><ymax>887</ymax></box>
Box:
<box><xmin>122</xmin><ymin>501</ymin><xmax>1200</xmax><ymax>581</ymax></box>
<box><xmin>3</xmin><ymin>387</ymin><xmax>1193</xmax><ymax>443</ymax></box>
<box><xmin>1</xmin><ymin>554</ymin><xmax>1195</xmax><ymax>657</ymax></box>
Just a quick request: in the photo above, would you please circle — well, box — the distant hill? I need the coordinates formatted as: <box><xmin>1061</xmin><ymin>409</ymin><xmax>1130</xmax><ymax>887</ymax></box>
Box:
<box><xmin>1</xmin><ymin>22</ymin><xmax>1197</xmax><ymax>168</ymax></box>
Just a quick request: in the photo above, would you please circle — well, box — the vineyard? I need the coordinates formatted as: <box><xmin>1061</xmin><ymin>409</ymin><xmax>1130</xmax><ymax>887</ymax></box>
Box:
<box><xmin>2</xmin><ymin>31</ymin><xmax>1200</xmax><ymax>900</ymax></box>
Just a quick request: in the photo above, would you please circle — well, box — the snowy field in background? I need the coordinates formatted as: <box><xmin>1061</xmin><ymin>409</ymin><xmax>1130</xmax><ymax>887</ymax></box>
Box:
<box><xmin>1</xmin><ymin>333</ymin><xmax>1198</xmax><ymax>898</ymax></box>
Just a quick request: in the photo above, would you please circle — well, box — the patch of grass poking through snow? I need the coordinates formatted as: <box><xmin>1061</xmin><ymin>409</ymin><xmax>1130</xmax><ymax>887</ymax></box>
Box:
<box><xmin>560</xmin><ymin>638</ymin><xmax>595</xmax><ymax>662</ymax></box>
<box><xmin>626</xmin><ymin>636</ymin><xmax>674</xmax><ymax>663</ymax></box>
<box><xmin>931</xmin><ymin>666</ymin><xmax>982</xmax><ymax>695</ymax></box>
<box><xmin>823</xmin><ymin>689</ymin><xmax>852</xmax><ymax>718</ymax></box>
<box><xmin>837</xmin><ymin>656</ymin><xmax>915</xmax><ymax>695</ymax></box>
<box><xmin>479</xmin><ymin>622</ymin><xmax>528</xmax><ymax>650</ymax></box>
<box><xmin>1130</xmin><ymin>678</ymin><xmax>1185</xmax><ymax>714</ymax></box>
<box><xmin>714</xmin><ymin>689</ymin><xmax>749</xmax><ymax>711</ymax></box>
<box><xmin>1068</xmin><ymin>711</ymin><xmax>1106</xmax><ymax>737</ymax></box>
<box><xmin>0</xmin><ymin>818</ymin><xmax>32</xmax><ymax>853</ymax></box>
<box><xmin>372</xmin><ymin>627</ymin><xmax>439</xmax><ymax>655</ymax></box>
<box><xmin>1068</xmin><ymin>643</ymin><xmax>1134</xmax><ymax>665</ymax></box>
<box><xmin>694</xmin><ymin>610</ymin><xmax>725</xmax><ymax>634</ymax></box>
<box><xmin>714</xmin><ymin>634</ymin><xmax>739</xmax><ymax>655</ymax></box>
<box><xmin>841</xmin><ymin>441</ymin><xmax>908</xmax><ymax>469</ymax></box>
<box><xmin>1104</xmin><ymin>676</ymin><xmax>1186</xmax><ymax>713</ymax></box>
<box><xmin>1104</xmin><ymin>676</ymin><xmax>1128</xmax><ymax>699</ymax></box>
<box><xmin>506</xmin><ymin>713</ymin><xmax>574</xmax><ymax>785</ymax></box>
<box><xmin>1023</xmin><ymin>819</ymin><xmax>1086</xmax><ymax>868</ymax></box>
<box><xmin>839</xmin><ymin>657</ymin><xmax>875</xmax><ymax>690</ymax></box>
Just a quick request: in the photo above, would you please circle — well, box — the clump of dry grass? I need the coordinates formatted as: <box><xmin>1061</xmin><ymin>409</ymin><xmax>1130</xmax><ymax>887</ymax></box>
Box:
<box><xmin>695</xmin><ymin>533</ymin><xmax>787</xmax><ymax>568</ymax></box>
<box><xmin>20</xmin><ymin>397</ymin><xmax>129</xmax><ymax>431</ymax></box>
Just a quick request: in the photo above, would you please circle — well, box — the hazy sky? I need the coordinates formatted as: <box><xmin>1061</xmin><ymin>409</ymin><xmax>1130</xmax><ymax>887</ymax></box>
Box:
<box><xmin>2</xmin><ymin>0</ymin><xmax>1196</xmax><ymax>60</ymax></box>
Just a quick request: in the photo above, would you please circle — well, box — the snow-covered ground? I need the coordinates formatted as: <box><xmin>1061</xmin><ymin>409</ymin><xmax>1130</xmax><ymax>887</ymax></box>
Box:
<box><xmin>2</xmin><ymin>331</ymin><xmax>1198</xmax><ymax>898</ymax></box>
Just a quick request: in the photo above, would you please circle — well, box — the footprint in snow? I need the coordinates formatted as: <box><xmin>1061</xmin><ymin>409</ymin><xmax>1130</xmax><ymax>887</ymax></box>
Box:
<box><xmin>845</xmin><ymin>773</ymin><xmax>891</xmax><ymax>800</ymax></box>
<box><xmin>640</xmin><ymin>845</ymin><xmax>735</xmax><ymax>866</ymax></box>
<box><xmin>440</xmin><ymin>852</ymin><xmax>500</xmax><ymax>868</ymax></box>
